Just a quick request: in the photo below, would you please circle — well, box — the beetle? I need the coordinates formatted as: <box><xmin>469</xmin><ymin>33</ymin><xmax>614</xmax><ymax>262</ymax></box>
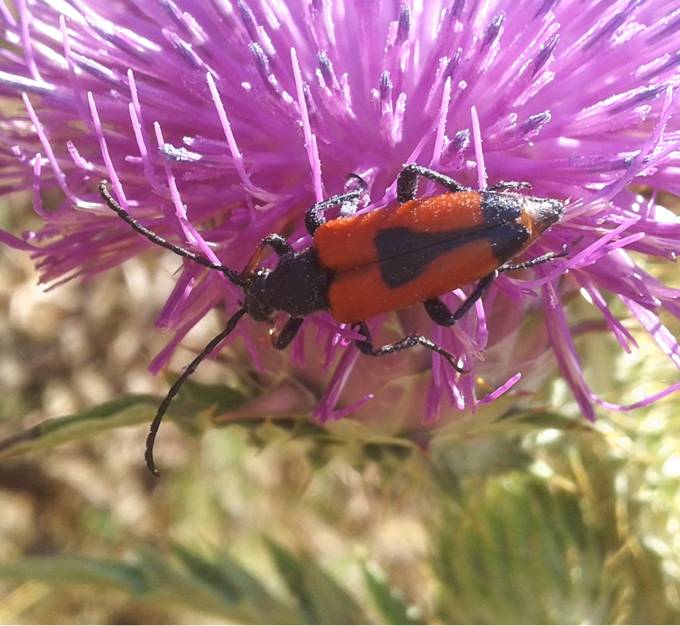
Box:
<box><xmin>99</xmin><ymin>164</ymin><xmax>566</xmax><ymax>475</ymax></box>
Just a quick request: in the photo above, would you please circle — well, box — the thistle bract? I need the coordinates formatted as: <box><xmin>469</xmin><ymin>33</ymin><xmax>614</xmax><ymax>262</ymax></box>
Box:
<box><xmin>1</xmin><ymin>0</ymin><xmax>679</xmax><ymax>423</ymax></box>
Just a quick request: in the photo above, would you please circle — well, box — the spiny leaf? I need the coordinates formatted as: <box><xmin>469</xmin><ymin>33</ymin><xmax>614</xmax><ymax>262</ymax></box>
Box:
<box><xmin>136</xmin><ymin>548</ymin><xmax>260</xmax><ymax>620</ymax></box>
<box><xmin>0</xmin><ymin>549</ymin><xmax>301</xmax><ymax>624</ymax></box>
<box><xmin>0</xmin><ymin>395</ymin><xmax>160</xmax><ymax>458</ymax></box>
<box><xmin>432</xmin><ymin>405</ymin><xmax>589</xmax><ymax>447</ymax></box>
<box><xmin>0</xmin><ymin>556</ymin><xmax>147</xmax><ymax>594</ymax></box>
<box><xmin>175</xmin><ymin>378</ymin><xmax>248</xmax><ymax>415</ymax></box>
<box><xmin>171</xmin><ymin>544</ymin><xmax>298</xmax><ymax>624</ymax></box>
<box><xmin>361</xmin><ymin>562</ymin><xmax>421</xmax><ymax>625</ymax></box>
<box><xmin>503</xmin><ymin>409</ymin><xmax>595</xmax><ymax>432</ymax></box>
<box><xmin>172</xmin><ymin>544</ymin><xmax>250</xmax><ymax>601</ymax></box>
<box><xmin>265</xmin><ymin>539</ymin><xmax>368</xmax><ymax>625</ymax></box>
<box><xmin>428</xmin><ymin>470</ymin><xmax>677</xmax><ymax>624</ymax></box>
<box><xmin>0</xmin><ymin>381</ymin><xmax>249</xmax><ymax>459</ymax></box>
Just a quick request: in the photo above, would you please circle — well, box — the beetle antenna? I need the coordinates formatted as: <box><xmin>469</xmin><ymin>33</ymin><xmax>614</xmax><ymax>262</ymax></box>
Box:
<box><xmin>99</xmin><ymin>181</ymin><xmax>245</xmax><ymax>286</ymax></box>
<box><xmin>145</xmin><ymin>308</ymin><xmax>247</xmax><ymax>476</ymax></box>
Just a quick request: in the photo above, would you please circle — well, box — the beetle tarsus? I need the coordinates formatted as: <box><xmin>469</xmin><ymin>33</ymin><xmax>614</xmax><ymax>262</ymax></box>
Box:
<box><xmin>305</xmin><ymin>183</ymin><xmax>367</xmax><ymax>235</ymax></box>
<box><xmin>397</xmin><ymin>163</ymin><xmax>470</xmax><ymax>203</ymax></box>
<box><xmin>487</xmin><ymin>180</ymin><xmax>533</xmax><ymax>193</ymax></box>
<box><xmin>352</xmin><ymin>321</ymin><xmax>467</xmax><ymax>374</ymax></box>
<box><xmin>500</xmin><ymin>247</ymin><xmax>568</xmax><ymax>273</ymax></box>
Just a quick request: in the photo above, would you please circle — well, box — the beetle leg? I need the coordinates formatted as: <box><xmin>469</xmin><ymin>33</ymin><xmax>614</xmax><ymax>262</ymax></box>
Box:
<box><xmin>305</xmin><ymin>174</ymin><xmax>368</xmax><ymax>235</ymax></box>
<box><xmin>487</xmin><ymin>180</ymin><xmax>533</xmax><ymax>193</ymax></box>
<box><xmin>272</xmin><ymin>316</ymin><xmax>304</xmax><ymax>350</ymax></box>
<box><xmin>397</xmin><ymin>164</ymin><xmax>470</xmax><ymax>203</ymax></box>
<box><xmin>424</xmin><ymin>272</ymin><xmax>498</xmax><ymax>326</ymax></box>
<box><xmin>426</xmin><ymin>244</ymin><xmax>568</xmax><ymax>326</ymax></box>
<box><xmin>500</xmin><ymin>244</ymin><xmax>568</xmax><ymax>273</ymax></box>
<box><xmin>353</xmin><ymin>322</ymin><xmax>467</xmax><ymax>373</ymax></box>
<box><xmin>262</xmin><ymin>233</ymin><xmax>293</xmax><ymax>256</ymax></box>
<box><xmin>240</xmin><ymin>233</ymin><xmax>293</xmax><ymax>278</ymax></box>
<box><xmin>425</xmin><ymin>245</ymin><xmax>568</xmax><ymax>326</ymax></box>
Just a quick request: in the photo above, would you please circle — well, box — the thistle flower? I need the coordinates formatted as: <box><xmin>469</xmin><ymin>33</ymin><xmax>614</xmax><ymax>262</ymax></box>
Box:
<box><xmin>1</xmin><ymin>0</ymin><xmax>679</xmax><ymax>427</ymax></box>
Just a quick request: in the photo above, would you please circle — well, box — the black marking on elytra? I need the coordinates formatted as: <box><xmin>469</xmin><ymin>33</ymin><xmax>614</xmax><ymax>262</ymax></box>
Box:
<box><xmin>488</xmin><ymin>221</ymin><xmax>530</xmax><ymax>262</ymax></box>
<box><xmin>481</xmin><ymin>190</ymin><xmax>523</xmax><ymax>226</ymax></box>
<box><xmin>375</xmin><ymin>225</ymin><xmax>515</xmax><ymax>289</ymax></box>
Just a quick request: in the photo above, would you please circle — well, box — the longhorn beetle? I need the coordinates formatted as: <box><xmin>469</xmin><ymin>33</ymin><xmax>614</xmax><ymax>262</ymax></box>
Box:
<box><xmin>99</xmin><ymin>164</ymin><xmax>567</xmax><ymax>475</ymax></box>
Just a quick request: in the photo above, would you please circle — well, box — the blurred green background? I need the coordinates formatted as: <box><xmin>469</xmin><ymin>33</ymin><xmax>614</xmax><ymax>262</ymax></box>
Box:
<box><xmin>1</xmin><ymin>191</ymin><xmax>680</xmax><ymax>624</ymax></box>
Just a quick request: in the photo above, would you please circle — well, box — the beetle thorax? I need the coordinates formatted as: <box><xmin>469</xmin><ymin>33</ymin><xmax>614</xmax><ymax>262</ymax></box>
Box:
<box><xmin>262</xmin><ymin>248</ymin><xmax>330</xmax><ymax>318</ymax></box>
<box><xmin>242</xmin><ymin>269</ymin><xmax>275</xmax><ymax>321</ymax></box>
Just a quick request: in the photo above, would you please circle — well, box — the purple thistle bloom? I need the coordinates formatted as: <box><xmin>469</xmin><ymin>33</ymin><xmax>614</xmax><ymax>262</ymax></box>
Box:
<box><xmin>1</xmin><ymin>0</ymin><xmax>680</xmax><ymax>425</ymax></box>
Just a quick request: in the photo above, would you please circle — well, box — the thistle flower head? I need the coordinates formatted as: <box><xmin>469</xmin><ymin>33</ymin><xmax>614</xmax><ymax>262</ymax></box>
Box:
<box><xmin>1</xmin><ymin>0</ymin><xmax>679</xmax><ymax>424</ymax></box>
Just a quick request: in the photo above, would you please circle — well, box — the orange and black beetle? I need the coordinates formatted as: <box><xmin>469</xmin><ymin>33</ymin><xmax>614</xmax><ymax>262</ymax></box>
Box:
<box><xmin>100</xmin><ymin>164</ymin><xmax>566</xmax><ymax>475</ymax></box>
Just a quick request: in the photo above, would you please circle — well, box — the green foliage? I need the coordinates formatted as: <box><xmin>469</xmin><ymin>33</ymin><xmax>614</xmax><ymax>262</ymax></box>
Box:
<box><xmin>361</xmin><ymin>561</ymin><xmax>422</xmax><ymax>625</ymax></box>
<box><xmin>2</xmin><ymin>420</ymin><xmax>680</xmax><ymax>624</ymax></box>
<box><xmin>266</xmin><ymin>540</ymin><xmax>368</xmax><ymax>624</ymax></box>
<box><xmin>0</xmin><ymin>542</ymin><xmax>371</xmax><ymax>624</ymax></box>
<box><xmin>0</xmin><ymin>395</ymin><xmax>162</xmax><ymax>459</ymax></box>
<box><xmin>0</xmin><ymin>548</ymin><xmax>298</xmax><ymax>623</ymax></box>
<box><xmin>0</xmin><ymin>384</ymin><xmax>579</xmax><ymax>467</ymax></box>
<box><xmin>430</xmin><ymin>474</ymin><xmax>671</xmax><ymax>624</ymax></box>
<box><xmin>0</xmin><ymin>380</ymin><xmax>248</xmax><ymax>461</ymax></box>
<box><xmin>0</xmin><ymin>557</ymin><xmax>147</xmax><ymax>593</ymax></box>
<box><xmin>2</xmin><ymin>351</ymin><xmax>680</xmax><ymax>624</ymax></box>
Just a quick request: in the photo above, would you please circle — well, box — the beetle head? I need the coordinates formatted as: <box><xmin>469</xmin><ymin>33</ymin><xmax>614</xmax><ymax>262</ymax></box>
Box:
<box><xmin>242</xmin><ymin>269</ymin><xmax>275</xmax><ymax>322</ymax></box>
